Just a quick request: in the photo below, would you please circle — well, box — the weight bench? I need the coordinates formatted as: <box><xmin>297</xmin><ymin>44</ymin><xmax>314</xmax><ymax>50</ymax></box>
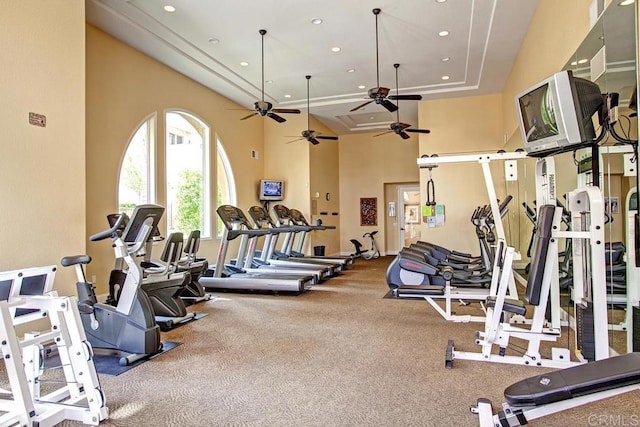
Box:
<box><xmin>474</xmin><ymin>352</ymin><xmax>640</xmax><ymax>426</ymax></box>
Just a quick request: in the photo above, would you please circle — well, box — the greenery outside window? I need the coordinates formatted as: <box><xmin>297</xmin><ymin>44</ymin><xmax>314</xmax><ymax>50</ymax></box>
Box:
<box><xmin>216</xmin><ymin>136</ymin><xmax>236</xmax><ymax>237</ymax></box>
<box><xmin>166</xmin><ymin>110</ymin><xmax>211</xmax><ymax>238</ymax></box>
<box><xmin>118</xmin><ymin>114</ymin><xmax>156</xmax><ymax>215</ymax></box>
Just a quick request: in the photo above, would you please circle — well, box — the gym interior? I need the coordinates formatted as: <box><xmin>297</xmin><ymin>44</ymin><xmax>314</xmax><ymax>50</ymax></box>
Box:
<box><xmin>1</xmin><ymin>1</ymin><xmax>640</xmax><ymax>426</ymax></box>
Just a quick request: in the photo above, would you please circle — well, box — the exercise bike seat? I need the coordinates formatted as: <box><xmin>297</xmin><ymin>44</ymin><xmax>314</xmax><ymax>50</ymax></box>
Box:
<box><xmin>485</xmin><ymin>295</ymin><xmax>526</xmax><ymax>316</ymax></box>
<box><xmin>504</xmin><ymin>352</ymin><xmax>640</xmax><ymax>407</ymax></box>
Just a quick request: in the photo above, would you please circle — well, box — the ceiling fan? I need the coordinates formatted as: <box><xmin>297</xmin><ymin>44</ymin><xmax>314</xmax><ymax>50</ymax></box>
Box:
<box><xmin>287</xmin><ymin>76</ymin><xmax>339</xmax><ymax>145</ymax></box>
<box><xmin>350</xmin><ymin>8</ymin><xmax>423</xmax><ymax>113</ymax></box>
<box><xmin>240</xmin><ymin>29</ymin><xmax>301</xmax><ymax>123</ymax></box>
<box><xmin>375</xmin><ymin>64</ymin><xmax>431</xmax><ymax>140</ymax></box>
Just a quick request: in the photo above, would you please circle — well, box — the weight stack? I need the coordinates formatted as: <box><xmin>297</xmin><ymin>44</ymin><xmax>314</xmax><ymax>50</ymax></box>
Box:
<box><xmin>576</xmin><ymin>302</ymin><xmax>595</xmax><ymax>361</ymax></box>
<box><xmin>634</xmin><ymin>306</ymin><xmax>640</xmax><ymax>352</ymax></box>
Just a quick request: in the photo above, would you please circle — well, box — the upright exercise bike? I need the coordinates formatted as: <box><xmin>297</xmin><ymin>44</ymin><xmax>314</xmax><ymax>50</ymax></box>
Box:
<box><xmin>62</xmin><ymin>205</ymin><xmax>163</xmax><ymax>366</ymax></box>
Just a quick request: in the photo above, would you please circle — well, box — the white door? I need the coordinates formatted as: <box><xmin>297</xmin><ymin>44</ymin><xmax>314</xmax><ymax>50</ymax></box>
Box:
<box><xmin>398</xmin><ymin>185</ymin><xmax>421</xmax><ymax>249</ymax></box>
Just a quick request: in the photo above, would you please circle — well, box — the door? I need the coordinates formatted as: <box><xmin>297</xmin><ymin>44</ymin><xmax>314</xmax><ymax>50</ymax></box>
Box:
<box><xmin>398</xmin><ymin>185</ymin><xmax>421</xmax><ymax>249</ymax></box>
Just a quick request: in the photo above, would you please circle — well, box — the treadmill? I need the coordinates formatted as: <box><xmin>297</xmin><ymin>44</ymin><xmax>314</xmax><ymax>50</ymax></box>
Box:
<box><xmin>272</xmin><ymin>205</ymin><xmax>351</xmax><ymax>270</ymax></box>
<box><xmin>251</xmin><ymin>206</ymin><xmax>341</xmax><ymax>275</ymax></box>
<box><xmin>243</xmin><ymin>206</ymin><xmax>332</xmax><ymax>283</ymax></box>
<box><xmin>200</xmin><ymin>205</ymin><xmax>314</xmax><ymax>293</ymax></box>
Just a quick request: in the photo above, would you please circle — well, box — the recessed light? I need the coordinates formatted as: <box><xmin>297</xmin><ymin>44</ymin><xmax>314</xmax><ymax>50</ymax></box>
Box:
<box><xmin>619</xmin><ymin>0</ymin><xmax>634</xmax><ymax>6</ymax></box>
<box><xmin>208</xmin><ymin>38</ymin><xmax>220</xmax><ymax>44</ymax></box>
<box><xmin>347</xmin><ymin>68</ymin><xmax>355</xmax><ymax>73</ymax></box>
<box><xmin>240</xmin><ymin>61</ymin><xmax>249</xmax><ymax>67</ymax></box>
<box><xmin>311</xmin><ymin>18</ymin><xmax>323</xmax><ymax>25</ymax></box>
<box><xmin>163</xmin><ymin>5</ymin><xmax>176</xmax><ymax>12</ymax></box>
<box><xmin>331</xmin><ymin>47</ymin><xmax>341</xmax><ymax>52</ymax></box>
<box><xmin>570</xmin><ymin>61</ymin><xmax>578</xmax><ymax>66</ymax></box>
<box><xmin>369</xmin><ymin>116</ymin><xmax>375</xmax><ymax>120</ymax></box>
<box><xmin>265</xmin><ymin>80</ymin><xmax>273</xmax><ymax>84</ymax></box>
<box><xmin>436</xmin><ymin>0</ymin><xmax>447</xmax><ymax>3</ymax></box>
<box><xmin>441</xmin><ymin>57</ymin><xmax>450</xmax><ymax>62</ymax></box>
<box><xmin>441</xmin><ymin>75</ymin><xmax>450</xmax><ymax>80</ymax></box>
<box><xmin>358</xmin><ymin>85</ymin><xmax>366</xmax><ymax>89</ymax></box>
<box><xmin>577</xmin><ymin>58</ymin><xmax>589</xmax><ymax>64</ymax></box>
<box><xmin>284</xmin><ymin>94</ymin><xmax>292</xmax><ymax>98</ymax></box>
<box><xmin>438</xmin><ymin>30</ymin><xmax>449</xmax><ymax>37</ymax></box>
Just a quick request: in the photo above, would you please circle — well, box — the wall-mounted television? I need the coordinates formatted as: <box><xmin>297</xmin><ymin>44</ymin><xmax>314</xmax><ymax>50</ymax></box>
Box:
<box><xmin>259</xmin><ymin>179</ymin><xmax>285</xmax><ymax>201</ymax></box>
<box><xmin>516</xmin><ymin>70</ymin><xmax>603</xmax><ymax>158</ymax></box>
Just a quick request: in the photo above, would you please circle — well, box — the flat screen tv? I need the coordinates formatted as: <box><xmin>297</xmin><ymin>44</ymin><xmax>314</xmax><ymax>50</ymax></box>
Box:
<box><xmin>516</xmin><ymin>70</ymin><xmax>603</xmax><ymax>157</ymax></box>
<box><xmin>259</xmin><ymin>179</ymin><xmax>285</xmax><ymax>201</ymax></box>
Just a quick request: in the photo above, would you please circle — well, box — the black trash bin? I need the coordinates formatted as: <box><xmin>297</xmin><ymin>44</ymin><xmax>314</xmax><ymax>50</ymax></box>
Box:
<box><xmin>313</xmin><ymin>246</ymin><xmax>325</xmax><ymax>256</ymax></box>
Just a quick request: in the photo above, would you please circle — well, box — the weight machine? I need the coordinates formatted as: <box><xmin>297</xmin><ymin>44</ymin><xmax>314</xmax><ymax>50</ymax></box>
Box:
<box><xmin>0</xmin><ymin>266</ymin><xmax>108</xmax><ymax>426</ymax></box>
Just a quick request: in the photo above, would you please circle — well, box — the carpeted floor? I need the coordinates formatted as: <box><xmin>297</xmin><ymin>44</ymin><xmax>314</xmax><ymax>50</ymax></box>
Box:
<box><xmin>7</xmin><ymin>256</ymin><xmax>640</xmax><ymax>426</ymax></box>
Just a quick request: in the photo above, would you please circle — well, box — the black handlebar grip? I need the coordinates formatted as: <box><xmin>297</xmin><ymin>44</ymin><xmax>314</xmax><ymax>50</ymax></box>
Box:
<box><xmin>90</xmin><ymin>213</ymin><xmax>126</xmax><ymax>241</ymax></box>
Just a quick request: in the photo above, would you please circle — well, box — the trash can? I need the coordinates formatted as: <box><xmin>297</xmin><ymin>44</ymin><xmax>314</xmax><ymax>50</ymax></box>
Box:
<box><xmin>313</xmin><ymin>246</ymin><xmax>325</xmax><ymax>256</ymax></box>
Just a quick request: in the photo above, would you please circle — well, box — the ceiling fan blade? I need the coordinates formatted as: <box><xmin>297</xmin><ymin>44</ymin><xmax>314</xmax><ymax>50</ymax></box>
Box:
<box><xmin>399</xmin><ymin>132</ymin><xmax>411</xmax><ymax>140</ymax></box>
<box><xmin>272</xmin><ymin>108</ymin><xmax>301</xmax><ymax>114</ymax></box>
<box><xmin>373</xmin><ymin>130</ymin><xmax>393</xmax><ymax>137</ymax></box>
<box><xmin>267</xmin><ymin>112</ymin><xmax>286</xmax><ymax>123</ymax></box>
<box><xmin>350</xmin><ymin>100</ymin><xmax>374</xmax><ymax>112</ymax></box>
<box><xmin>406</xmin><ymin>128</ymin><xmax>431</xmax><ymax>134</ymax></box>
<box><xmin>286</xmin><ymin>137</ymin><xmax>305</xmax><ymax>144</ymax></box>
<box><xmin>240</xmin><ymin>112</ymin><xmax>258</xmax><ymax>120</ymax></box>
<box><xmin>317</xmin><ymin>135</ymin><xmax>339</xmax><ymax>140</ymax></box>
<box><xmin>381</xmin><ymin>99</ymin><xmax>398</xmax><ymax>112</ymax></box>
<box><xmin>308</xmin><ymin>138</ymin><xmax>321</xmax><ymax>145</ymax></box>
<box><xmin>389</xmin><ymin>94</ymin><xmax>423</xmax><ymax>101</ymax></box>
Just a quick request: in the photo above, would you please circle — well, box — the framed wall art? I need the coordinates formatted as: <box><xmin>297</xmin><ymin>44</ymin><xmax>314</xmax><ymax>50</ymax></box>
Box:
<box><xmin>360</xmin><ymin>197</ymin><xmax>377</xmax><ymax>226</ymax></box>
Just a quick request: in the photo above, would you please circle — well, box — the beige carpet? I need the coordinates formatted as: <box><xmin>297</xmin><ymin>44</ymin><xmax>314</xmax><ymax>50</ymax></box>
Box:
<box><xmin>10</xmin><ymin>257</ymin><xmax>640</xmax><ymax>426</ymax></box>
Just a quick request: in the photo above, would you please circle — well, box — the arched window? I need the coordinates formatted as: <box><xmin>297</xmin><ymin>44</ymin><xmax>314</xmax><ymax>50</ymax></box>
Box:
<box><xmin>216</xmin><ymin>135</ymin><xmax>236</xmax><ymax>237</ymax></box>
<box><xmin>165</xmin><ymin>110</ymin><xmax>211</xmax><ymax>238</ymax></box>
<box><xmin>118</xmin><ymin>114</ymin><xmax>156</xmax><ymax>215</ymax></box>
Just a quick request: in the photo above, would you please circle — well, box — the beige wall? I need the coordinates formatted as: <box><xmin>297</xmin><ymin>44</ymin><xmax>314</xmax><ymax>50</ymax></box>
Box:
<box><xmin>308</xmin><ymin>116</ymin><xmax>341</xmax><ymax>256</ymax></box>
<box><xmin>416</xmin><ymin>94</ymin><xmax>505</xmax><ymax>254</ymax></box>
<box><xmin>263</xmin><ymin>112</ymin><xmax>341</xmax><ymax>255</ymax></box>
<box><xmin>86</xmin><ymin>25</ymin><xmax>265</xmax><ymax>293</ymax></box>
<box><xmin>338</xmin><ymin>132</ymin><xmax>420</xmax><ymax>253</ymax></box>
<box><xmin>501</xmin><ymin>0</ymin><xmax>594</xmax><ymax>139</ymax></box>
<box><xmin>0</xmin><ymin>1</ymin><xmax>86</xmax><ymax>296</ymax></box>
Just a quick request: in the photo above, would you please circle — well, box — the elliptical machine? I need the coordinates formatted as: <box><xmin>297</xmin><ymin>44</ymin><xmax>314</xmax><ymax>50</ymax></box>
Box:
<box><xmin>62</xmin><ymin>205</ymin><xmax>163</xmax><ymax>366</ymax></box>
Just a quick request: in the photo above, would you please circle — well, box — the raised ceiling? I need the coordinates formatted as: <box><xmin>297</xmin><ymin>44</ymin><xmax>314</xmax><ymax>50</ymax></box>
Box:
<box><xmin>86</xmin><ymin>0</ymin><xmax>540</xmax><ymax>134</ymax></box>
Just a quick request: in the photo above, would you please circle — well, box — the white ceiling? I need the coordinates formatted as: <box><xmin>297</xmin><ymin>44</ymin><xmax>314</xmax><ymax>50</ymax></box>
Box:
<box><xmin>86</xmin><ymin>0</ymin><xmax>540</xmax><ymax>135</ymax></box>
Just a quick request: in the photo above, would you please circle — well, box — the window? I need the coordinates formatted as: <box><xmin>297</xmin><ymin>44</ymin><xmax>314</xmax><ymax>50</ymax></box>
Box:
<box><xmin>118</xmin><ymin>115</ymin><xmax>156</xmax><ymax>215</ymax></box>
<box><xmin>165</xmin><ymin>111</ymin><xmax>211</xmax><ymax>238</ymax></box>
<box><xmin>216</xmin><ymin>136</ymin><xmax>236</xmax><ymax>237</ymax></box>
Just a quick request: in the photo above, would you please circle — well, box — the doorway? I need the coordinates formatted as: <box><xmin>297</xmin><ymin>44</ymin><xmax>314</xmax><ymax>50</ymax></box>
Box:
<box><xmin>398</xmin><ymin>185</ymin><xmax>421</xmax><ymax>249</ymax></box>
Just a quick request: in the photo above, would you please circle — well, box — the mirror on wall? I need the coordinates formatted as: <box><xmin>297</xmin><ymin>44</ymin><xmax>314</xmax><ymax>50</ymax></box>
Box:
<box><xmin>561</xmin><ymin>1</ymin><xmax>638</xmax><ymax>356</ymax></box>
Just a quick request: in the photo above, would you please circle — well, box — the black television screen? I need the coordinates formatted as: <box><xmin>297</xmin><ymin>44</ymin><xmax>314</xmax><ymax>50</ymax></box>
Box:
<box><xmin>259</xmin><ymin>180</ymin><xmax>284</xmax><ymax>201</ymax></box>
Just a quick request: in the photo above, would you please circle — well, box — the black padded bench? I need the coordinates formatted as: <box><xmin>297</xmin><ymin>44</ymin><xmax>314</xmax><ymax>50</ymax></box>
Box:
<box><xmin>504</xmin><ymin>352</ymin><xmax>640</xmax><ymax>407</ymax></box>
